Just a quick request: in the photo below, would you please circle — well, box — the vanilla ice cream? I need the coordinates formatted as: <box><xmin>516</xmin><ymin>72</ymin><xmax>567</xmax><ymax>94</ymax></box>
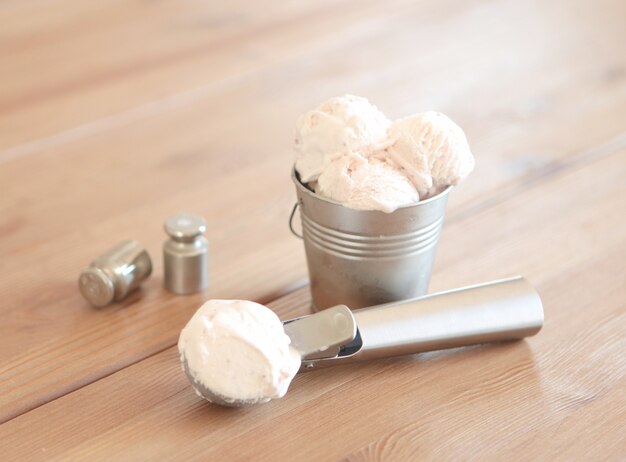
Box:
<box><xmin>316</xmin><ymin>150</ymin><xmax>419</xmax><ymax>213</ymax></box>
<box><xmin>294</xmin><ymin>95</ymin><xmax>391</xmax><ymax>182</ymax></box>
<box><xmin>294</xmin><ymin>96</ymin><xmax>475</xmax><ymax>213</ymax></box>
<box><xmin>385</xmin><ymin>111</ymin><xmax>474</xmax><ymax>196</ymax></box>
<box><xmin>178</xmin><ymin>300</ymin><xmax>301</xmax><ymax>405</ymax></box>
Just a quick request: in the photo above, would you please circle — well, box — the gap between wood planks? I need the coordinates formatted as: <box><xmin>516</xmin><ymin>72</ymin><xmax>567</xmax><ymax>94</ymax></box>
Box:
<box><xmin>2</xmin><ymin>129</ymin><xmax>624</xmax><ymax>426</ymax></box>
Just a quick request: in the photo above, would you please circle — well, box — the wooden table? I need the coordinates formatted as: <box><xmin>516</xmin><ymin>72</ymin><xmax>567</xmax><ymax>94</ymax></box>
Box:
<box><xmin>1</xmin><ymin>0</ymin><xmax>625</xmax><ymax>460</ymax></box>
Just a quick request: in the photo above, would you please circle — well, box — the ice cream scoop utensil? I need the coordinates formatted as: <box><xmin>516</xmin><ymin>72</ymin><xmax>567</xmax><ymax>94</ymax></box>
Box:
<box><xmin>184</xmin><ymin>277</ymin><xmax>542</xmax><ymax>406</ymax></box>
<box><xmin>181</xmin><ymin>305</ymin><xmax>356</xmax><ymax>407</ymax></box>
<box><xmin>297</xmin><ymin>276</ymin><xmax>543</xmax><ymax>369</ymax></box>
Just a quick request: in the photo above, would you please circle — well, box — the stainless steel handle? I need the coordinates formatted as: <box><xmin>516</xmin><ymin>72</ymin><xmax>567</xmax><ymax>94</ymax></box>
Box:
<box><xmin>352</xmin><ymin>276</ymin><xmax>543</xmax><ymax>361</ymax></box>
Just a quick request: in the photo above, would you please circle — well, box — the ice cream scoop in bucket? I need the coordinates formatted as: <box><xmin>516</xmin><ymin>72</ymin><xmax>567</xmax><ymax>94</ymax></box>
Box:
<box><xmin>290</xmin><ymin>168</ymin><xmax>451</xmax><ymax>311</ymax></box>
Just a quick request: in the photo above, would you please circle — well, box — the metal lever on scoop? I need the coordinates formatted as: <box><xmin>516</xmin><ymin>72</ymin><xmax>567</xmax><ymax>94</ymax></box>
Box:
<box><xmin>286</xmin><ymin>277</ymin><xmax>544</xmax><ymax>370</ymax></box>
<box><xmin>283</xmin><ymin>304</ymin><xmax>357</xmax><ymax>360</ymax></box>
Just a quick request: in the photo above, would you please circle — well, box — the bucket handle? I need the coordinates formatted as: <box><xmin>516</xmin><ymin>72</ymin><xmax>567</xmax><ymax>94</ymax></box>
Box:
<box><xmin>289</xmin><ymin>200</ymin><xmax>303</xmax><ymax>239</ymax></box>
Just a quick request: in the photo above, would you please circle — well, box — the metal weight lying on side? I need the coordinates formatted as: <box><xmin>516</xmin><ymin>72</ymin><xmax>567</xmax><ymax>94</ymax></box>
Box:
<box><xmin>79</xmin><ymin>240</ymin><xmax>152</xmax><ymax>307</ymax></box>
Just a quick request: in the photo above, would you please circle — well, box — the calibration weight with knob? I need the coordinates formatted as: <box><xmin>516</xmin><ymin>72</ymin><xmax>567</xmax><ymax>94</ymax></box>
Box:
<box><xmin>163</xmin><ymin>213</ymin><xmax>209</xmax><ymax>295</ymax></box>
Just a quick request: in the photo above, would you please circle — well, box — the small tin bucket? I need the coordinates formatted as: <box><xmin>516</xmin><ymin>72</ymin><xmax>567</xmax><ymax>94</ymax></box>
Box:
<box><xmin>290</xmin><ymin>168</ymin><xmax>450</xmax><ymax>311</ymax></box>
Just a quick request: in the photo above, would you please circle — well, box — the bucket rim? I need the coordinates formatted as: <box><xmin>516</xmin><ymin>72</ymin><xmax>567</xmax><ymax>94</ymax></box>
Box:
<box><xmin>291</xmin><ymin>166</ymin><xmax>452</xmax><ymax>211</ymax></box>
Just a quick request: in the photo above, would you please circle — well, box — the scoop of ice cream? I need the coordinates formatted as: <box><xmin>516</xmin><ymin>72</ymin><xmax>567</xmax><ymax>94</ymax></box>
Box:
<box><xmin>385</xmin><ymin>111</ymin><xmax>475</xmax><ymax>196</ymax></box>
<box><xmin>316</xmin><ymin>150</ymin><xmax>420</xmax><ymax>213</ymax></box>
<box><xmin>294</xmin><ymin>95</ymin><xmax>391</xmax><ymax>182</ymax></box>
<box><xmin>178</xmin><ymin>300</ymin><xmax>301</xmax><ymax>405</ymax></box>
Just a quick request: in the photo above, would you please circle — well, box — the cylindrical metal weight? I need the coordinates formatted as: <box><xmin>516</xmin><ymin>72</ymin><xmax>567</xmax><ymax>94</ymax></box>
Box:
<box><xmin>163</xmin><ymin>213</ymin><xmax>209</xmax><ymax>295</ymax></box>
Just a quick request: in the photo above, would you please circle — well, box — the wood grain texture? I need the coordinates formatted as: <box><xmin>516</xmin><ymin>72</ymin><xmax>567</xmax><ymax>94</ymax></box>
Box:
<box><xmin>2</xmin><ymin>0</ymin><xmax>625</xmax><ymax>423</ymax></box>
<box><xmin>1</xmin><ymin>0</ymin><xmax>625</xmax><ymax>459</ymax></box>
<box><xmin>1</xmin><ymin>146</ymin><xmax>624</xmax><ymax>461</ymax></box>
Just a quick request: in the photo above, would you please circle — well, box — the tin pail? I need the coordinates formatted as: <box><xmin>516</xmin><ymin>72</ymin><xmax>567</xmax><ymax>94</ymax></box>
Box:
<box><xmin>290</xmin><ymin>168</ymin><xmax>450</xmax><ymax>311</ymax></box>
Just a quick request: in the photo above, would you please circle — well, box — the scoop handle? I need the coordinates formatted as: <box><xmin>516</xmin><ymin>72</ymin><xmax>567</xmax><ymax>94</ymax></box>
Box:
<box><xmin>351</xmin><ymin>277</ymin><xmax>543</xmax><ymax>361</ymax></box>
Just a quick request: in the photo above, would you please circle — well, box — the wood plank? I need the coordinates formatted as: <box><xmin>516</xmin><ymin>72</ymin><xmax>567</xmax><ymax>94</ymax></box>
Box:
<box><xmin>1</xmin><ymin>0</ymin><xmax>625</xmax><ymax>155</ymax></box>
<box><xmin>1</xmin><ymin>146</ymin><xmax>623</xmax><ymax>461</ymax></box>
<box><xmin>1</xmin><ymin>0</ymin><xmax>626</xmax><ymax>425</ymax></box>
<box><xmin>0</xmin><ymin>0</ymin><xmax>438</xmax><ymax>151</ymax></box>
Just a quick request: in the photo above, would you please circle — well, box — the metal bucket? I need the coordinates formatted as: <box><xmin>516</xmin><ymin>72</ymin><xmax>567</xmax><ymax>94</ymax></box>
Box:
<box><xmin>290</xmin><ymin>168</ymin><xmax>450</xmax><ymax>311</ymax></box>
